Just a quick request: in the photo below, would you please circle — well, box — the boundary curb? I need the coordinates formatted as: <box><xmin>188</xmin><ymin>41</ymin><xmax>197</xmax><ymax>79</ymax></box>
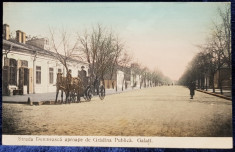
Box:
<box><xmin>196</xmin><ymin>89</ymin><xmax>232</xmax><ymax>101</ymax></box>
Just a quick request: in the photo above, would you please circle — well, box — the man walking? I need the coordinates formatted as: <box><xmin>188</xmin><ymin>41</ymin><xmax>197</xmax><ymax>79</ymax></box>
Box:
<box><xmin>188</xmin><ymin>81</ymin><xmax>196</xmax><ymax>99</ymax></box>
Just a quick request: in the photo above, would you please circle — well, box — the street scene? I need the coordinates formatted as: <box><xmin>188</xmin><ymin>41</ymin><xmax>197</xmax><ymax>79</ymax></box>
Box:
<box><xmin>2</xmin><ymin>86</ymin><xmax>232</xmax><ymax>137</ymax></box>
<box><xmin>2</xmin><ymin>2</ymin><xmax>232</xmax><ymax>141</ymax></box>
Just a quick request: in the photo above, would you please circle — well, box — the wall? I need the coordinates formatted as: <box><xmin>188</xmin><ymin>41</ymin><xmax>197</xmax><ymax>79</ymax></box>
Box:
<box><xmin>116</xmin><ymin>70</ymin><xmax>124</xmax><ymax>90</ymax></box>
<box><xmin>104</xmin><ymin>80</ymin><xmax>116</xmax><ymax>89</ymax></box>
<box><xmin>2</xmin><ymin>48</ymin><xmax>88</xmax><ymax>94</ymax></box>
<box><xmin>130</xmin><ymin>71</ymin><xmax>141</xmax><ymax>88</ymax></box>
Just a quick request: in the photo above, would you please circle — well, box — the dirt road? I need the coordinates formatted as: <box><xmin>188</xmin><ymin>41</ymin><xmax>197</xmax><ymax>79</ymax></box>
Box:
<box><xmin>2</xmin><ymin>86</ymin><xmax>232</xmax><ymax>137</ymax></box>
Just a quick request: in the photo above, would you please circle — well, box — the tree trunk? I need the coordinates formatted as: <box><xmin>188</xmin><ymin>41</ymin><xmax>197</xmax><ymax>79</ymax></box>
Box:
<box><xmin>198</xmin><ymin>77</ymin><xmax>201</xmax><ymax>89</ymax></box>
<box><xmin>218</xmin><ymin>69</ymin><xmax>223</xmax><ymax>94</ymax></box>
<box><xmin>202</xmin><ymin>75</ymin><xmax>205</xmax><ymax>90</ymax></box>
<box><xmin>107</xmin><ymin>80</ymin><xmax>110</xmax><ymax>89</ymax></box>
<box><xmin>212</xmin><ymin>75</ymin><xmax>215</xmax><ymax>93</ymax></box>
<box><xmin>122</xmin><ymin>78</ymin><xmax>125</xmax><ymax>91</ymax></box>
<box><xmin>132</xmin><ymin>74</ymin><xmax>134</xmax><ymax>89</ymax></box>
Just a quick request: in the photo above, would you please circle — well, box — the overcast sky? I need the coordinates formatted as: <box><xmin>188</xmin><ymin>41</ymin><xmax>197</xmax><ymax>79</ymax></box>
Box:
<box><xmin>3</xmin><ymin>2</ymin><xmax>229</xmax><ymax>80</ymax></box>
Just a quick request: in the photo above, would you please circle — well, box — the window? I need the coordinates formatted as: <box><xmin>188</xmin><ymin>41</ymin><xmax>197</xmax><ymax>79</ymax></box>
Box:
<box><xmin>21</xmin><ymin>60</ymin><xmax>28</xmax><ymax>67</ymax></box>
<box><xmin>49</xmin><ymin>68</ymin><xmax>54</xmax><ymax>84</ymax></box>
<box><xmin>24</xmin><ymin>68</ymin><xmax>29</xmax><ymax>86</ymax></box>
<box><xmin>16</xmin><ymin>33</ymin><xmax>20</xmax><ymax>40</ymax></box>
<box><xmin>36</xmin><ymin>66</ymin><xmax>41</xmax><ymax>84</ymax></box>
<box><xmin>58</xmin><ymin>68</ymin><xmax>62</xmax><ymax>73</ymax></box>
<box><xmin>9</xmin><ymin>58</ymin><xmax>17</xmax><ymax>85</ymax></box>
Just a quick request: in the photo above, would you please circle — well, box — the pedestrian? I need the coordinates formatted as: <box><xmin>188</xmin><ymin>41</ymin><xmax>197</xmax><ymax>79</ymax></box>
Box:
<box><xmin>66</xmin><ymin>69</ymin><xmax>72</xmax><ymax>83</ymax></box>
<box><xmin>188</xmin><ymin>81</ymin><xmax>196</xmax><ymax>99</ymax></box>
<box><xmin>79</xmin><ymin>66</ymin><xmax>87</xmax><ymax>86</ymax></box>
<box><xmin>94</xmin><ymin>75</ymin><xmax>99</xmax><ymax>92</ymax></box>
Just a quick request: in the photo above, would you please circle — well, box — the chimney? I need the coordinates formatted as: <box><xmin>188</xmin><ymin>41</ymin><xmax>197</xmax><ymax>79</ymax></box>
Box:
<box><xmin>3</xmin><ymin>24</ymin><xmax>10</xmax><ymax>40</ymax></box>
<box><xmin>16</xmin><ymin>30</ymin><xmax>22</xmax><ymax>43</ymax></box>
<box><xmin>21</xmin><ymin>32</ymin><xmax>26</xmax><ymax>44</ymax></box>
<box><xmin>26</xmin><ymin>38</ymin><xmax>49</xmax><ymax>50</ymax></box>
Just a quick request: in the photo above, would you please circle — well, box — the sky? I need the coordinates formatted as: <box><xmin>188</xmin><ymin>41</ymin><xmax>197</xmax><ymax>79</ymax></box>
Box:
<box><xmin>3</xmin><ymin>2</ymin><xmax>229</xmax><ymax>80</ymax></box>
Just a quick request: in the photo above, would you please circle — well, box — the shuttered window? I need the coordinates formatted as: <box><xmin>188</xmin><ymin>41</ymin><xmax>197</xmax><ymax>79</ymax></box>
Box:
<box><xmin>49</xmin><ymin>68</ymin><xmax>54</xmax><ymax>84</ymax></box>
<box><xmin>36</xmin><ymin>66</ymin><xmax>41</xmax><ymax>84</ymax></box>
<box><xmin>9</xmin><ymin>58</ymin><xmax>17</xmax><ymax>85</ymax></box>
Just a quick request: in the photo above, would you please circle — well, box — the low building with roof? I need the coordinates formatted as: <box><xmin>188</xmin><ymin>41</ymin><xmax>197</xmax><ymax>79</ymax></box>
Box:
<box><xmin>2</xmin><ymin>24</ymin><xmax>89</xmax><ymax>95</ymax></box>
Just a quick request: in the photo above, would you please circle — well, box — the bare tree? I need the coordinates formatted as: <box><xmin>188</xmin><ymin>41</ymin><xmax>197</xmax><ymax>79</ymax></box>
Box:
<box><xmin>205</xmin><ymin>34</ymin><xmax>225</xmax><ymax>93</ymax></box>
<box><xmin>78</xmin><ymin>24</ymin><xmax>125</xmax><ymax>88</ymax></box>
<box><xmin>130</xmin><ymin>62</ymin><xmax>142</xmax><ymax>88</ymax></box>
<box><xmin>140</xmin><ymin>66</ymin><xmax>148</xmax><ymax>88</ymax></box>
<box><xmin>107</xmin><ymin>36</ymin><xmax>124</xmax><ymax>89</ymax></box>
<box><xmin>217</xmin><ymin>4</ymin><xmax>231</xmax><ymax>69</ymax></box>
<box><xmin>178</xmin><ymin>50</ymin><xmax>213</xmax><ymax>90</ymax></box>
<box><xmin>203</xmin><ymin>4</ymin><xmax>231</xmax><ymax>94</ymax></box>
<box><xmin>179</xmin><ymin>4</ymin><xmax>231</xmax><ymax>94</ymax></box>
<box><xmin>118</xmin><ymin>51</ymin><xmax>132</xmax><ymax>90</ymax></box>
<box><xmin>49</xmin><ymin>28</ymin><xmax>81</xmax><ymax>75</ymax></box>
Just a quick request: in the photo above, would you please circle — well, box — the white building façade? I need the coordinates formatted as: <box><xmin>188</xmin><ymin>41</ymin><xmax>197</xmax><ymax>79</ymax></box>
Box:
<box><xmin>2</xmin><ymin>24</ymin><xmax>88</xmax><ymax>95</ymax></box>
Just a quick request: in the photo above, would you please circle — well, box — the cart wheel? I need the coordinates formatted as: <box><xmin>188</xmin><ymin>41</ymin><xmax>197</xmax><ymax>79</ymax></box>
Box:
<box><xmin>77</xmin><ymin>93</ymin><xmax>81</xmax><ymax>103</ymax></box>
<box><xmin>99</xmin><ymin>85</ymin><xmax>105</xmax><ymax>100</ymax></box>
<box><xmin>85</xmin><ymin>87</ymin><xmax>92</xmax><ymax>101</ymax></box>
<box><xmin>70</xmin><ymin>91</ymin><xmax>75</xmax><ymax>103</ymax></box>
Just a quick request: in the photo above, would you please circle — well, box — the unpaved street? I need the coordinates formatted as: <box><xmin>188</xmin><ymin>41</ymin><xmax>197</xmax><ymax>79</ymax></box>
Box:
<box><xmin>2</xmin><ymin>86</ymin><xmax>232</xmax><ymax>137</ymax></box>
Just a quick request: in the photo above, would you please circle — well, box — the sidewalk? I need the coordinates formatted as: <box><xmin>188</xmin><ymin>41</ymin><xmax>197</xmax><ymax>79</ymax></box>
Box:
<box><xmin>2</xmin><ymin>87</ymin><xmax>140</xmax><ymax>104</ymax></box>
<box><xmin>196</xmin><ymin>88</ymin><xmax>232</xmax><ymax>101</ymax></box>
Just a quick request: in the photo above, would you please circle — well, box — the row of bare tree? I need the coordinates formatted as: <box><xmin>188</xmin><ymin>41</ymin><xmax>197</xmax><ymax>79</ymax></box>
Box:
<box><xmin>178</xmin><ymin>5</ymin><xmax>231</xmax><ymax>94</ymax></box>
<box><xmin>130</xmin><ymin>62</ymin><xmax>172</xmax><ymax>89</ymax></box>
<box><xmin>49</xmin><ymin>25</ymin><xmax>128</xmax><ymax>83</ymax></box>
<box><xmin>49</xmin><ymin>24</ymin><xmax>171</xmax><ymax>89</ymax></box>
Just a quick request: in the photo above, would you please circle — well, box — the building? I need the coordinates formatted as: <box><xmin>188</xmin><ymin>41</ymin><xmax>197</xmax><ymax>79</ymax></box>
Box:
<box><xmin>130</xmin><ymin>70</ymin><xmax>141</xmax><ymax>88</ymax></box>
<box><xmin>213</xmin><ymin>67</ymin><xmax>231</xmax><ymax>90</ymax></box>
<box><xmin>116</xmin><ymin>70</ymin><xmax>124</xmax><ymax>90</ymax></box>
<box><xmin>196</xmin><ymin>66</ymin><xmax>231</xmax><ymax>91</ymax></box>
<box><xmin>103</xmin><ymin>66</ymin><xmax>131</xmax><ymax>91</ymax></box>
<box><xmin>2</xmin><ymin>24</ymin><xmax>89</xmax><ymax>95</ymax></box>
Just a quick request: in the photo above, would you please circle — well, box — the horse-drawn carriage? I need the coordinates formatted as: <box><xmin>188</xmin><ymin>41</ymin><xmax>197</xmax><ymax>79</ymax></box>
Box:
<box><xmin>55</xmin><ymin>71</ymin><xmax>105</xmax><ymax>104</ymax></box>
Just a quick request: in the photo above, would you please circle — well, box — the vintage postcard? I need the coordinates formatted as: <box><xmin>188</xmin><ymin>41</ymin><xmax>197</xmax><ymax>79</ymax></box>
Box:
<box><xmin>2</xmin><ymin>2</ymin><xmax>233</xmax><ymax>148</ymax></box>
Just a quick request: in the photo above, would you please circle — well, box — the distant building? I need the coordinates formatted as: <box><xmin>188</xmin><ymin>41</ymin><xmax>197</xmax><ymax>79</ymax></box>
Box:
<box><xmin>102</xmin><ymin>66</ymin><xmax>131</xmax><ymax>90</ymax></box>
<box><xmin>213</xmin><ymin>67</ymin><xmax>231</xmax><ymax>90</ymax></box>
<box><xmin>197</xmin><ymin>66</ymin><xmax>231</xmax><ymax>90</ymax></box>
<box><xmin>116</xmin><ymin>70</ymin><xmax>124</xmax><ymax>90</ymax></box>
<box><xmin>130</xmin><ymin>71</ymin><xmax>141</xmax><ymax>88</ymax></box>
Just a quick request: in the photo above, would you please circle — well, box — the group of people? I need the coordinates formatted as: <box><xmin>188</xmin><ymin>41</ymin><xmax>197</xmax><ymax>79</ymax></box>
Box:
<box><xmin>66</xmin><ymin>65</ymin><xmax>101</xmax><ymax>89</ymax></box>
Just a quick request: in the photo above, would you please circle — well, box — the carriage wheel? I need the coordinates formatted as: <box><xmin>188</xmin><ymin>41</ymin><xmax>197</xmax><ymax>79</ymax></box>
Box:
<box><xmin>85</xmin><ymin>87</ymin><xmax>92</xmax><ymax>101</ymax></box>
<box><xmin>99</xmin><ymin>85</ymin><xmax>105</xmax><ymax>100</ymax></box>
<box><xmin>70</xmin><ymin>91</ymin><xmax>76</xmax><ymax>103</ymax></box>
<box><xmin>77</xmin><ymin>93</ymin><xmax>81</xmax><ymax>103</ymax></box>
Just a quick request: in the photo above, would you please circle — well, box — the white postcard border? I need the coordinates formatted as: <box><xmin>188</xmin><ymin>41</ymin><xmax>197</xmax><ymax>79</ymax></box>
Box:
<box><xmin>2</xmin><ymin>135</ymin><xmax>233</xmax><ymax>149</ymax></box>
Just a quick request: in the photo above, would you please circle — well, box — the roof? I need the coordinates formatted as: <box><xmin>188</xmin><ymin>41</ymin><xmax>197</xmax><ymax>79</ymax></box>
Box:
<box><xmin>2</xmin><ymin>39</ymin><xmax>88</xmax><ymax>65</ymax></box>
<box><xmin>3</xmin><ymin>39</ymin><xmax>30</xmax><ymax>51</ymax></box>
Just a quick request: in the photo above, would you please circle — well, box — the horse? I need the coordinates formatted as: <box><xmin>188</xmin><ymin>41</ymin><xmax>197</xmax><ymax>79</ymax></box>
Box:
<box><xmin>70</xmin><ymin>77</ymin><xmax>83</xmax><ymax>103</ymax></box>
<box><xmin>55</xmin><ymin>73</ymin><xmax>70</xmax><ymax>104</ymax></box>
